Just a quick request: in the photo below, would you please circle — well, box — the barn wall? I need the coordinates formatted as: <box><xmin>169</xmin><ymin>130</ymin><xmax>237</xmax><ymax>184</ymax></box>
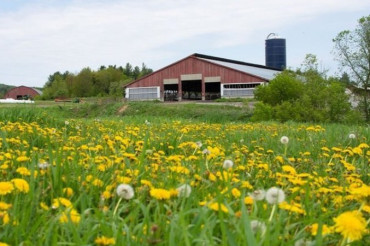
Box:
<box><xmin>5</xmin><ymin>86</ymin><xmax>41</xmax><ymax>99</ymax></box>
<box><xmin>127</xmin><ymin>56</ymin><xmax>267</xmax><ymax>88</ymax></box>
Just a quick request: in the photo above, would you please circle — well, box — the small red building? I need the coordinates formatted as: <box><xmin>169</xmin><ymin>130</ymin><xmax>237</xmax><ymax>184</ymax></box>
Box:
<box><xmin>4</xmin><ymin>86</ymin><xmax>42</xmax><ymax>100</ymax></box>
<box><xmin>124</xmin><ymin>53</ymin><xmax>281</xmax><ymax>101</ymax></box>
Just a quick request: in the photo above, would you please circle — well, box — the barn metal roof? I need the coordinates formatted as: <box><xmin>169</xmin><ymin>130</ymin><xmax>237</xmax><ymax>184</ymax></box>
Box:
<box><xmin>194</xmin><ymin>53</ymin><xmax>281</xmax><ymax>80</ymax></box>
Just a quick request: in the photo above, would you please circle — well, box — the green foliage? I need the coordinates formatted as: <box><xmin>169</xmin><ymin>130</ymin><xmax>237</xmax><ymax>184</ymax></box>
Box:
<box><xmin>333</xmin><ymin>15</ymin><xmax>370</xmax><ymax>122</ymax></box>
<box><xmin>251</xmin><ymin>102</ymin><xmax>274</xmax><ymax>121</ymax></box>
<box><xmin>254</xmin><ymin>71</ymin><xmax>304</xmax><ymax>106</ymax></box>
<box><xmin>40</xmin><ymin>63</ymin><xmax>152</xmax><ymax>100</ymax></box>
<box><xmin>0</xmin><ymin>83</ymin><xmax>15</xmax><ymax>98</ymax></box>
<box><xmin>252</xmin><ymin>58</ymin><xmax>359</xmax><ymax>123</ymax></box>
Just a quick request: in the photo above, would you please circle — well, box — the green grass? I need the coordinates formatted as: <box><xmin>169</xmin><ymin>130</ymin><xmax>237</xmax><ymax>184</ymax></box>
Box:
<box><xmin>0</xmin><ymin>99</ymin><xmax>368</xmax><ymax>245</ymax></box>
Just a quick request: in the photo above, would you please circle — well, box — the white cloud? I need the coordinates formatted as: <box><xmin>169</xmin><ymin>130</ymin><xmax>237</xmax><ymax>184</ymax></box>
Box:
<box><xmin>0</xmin><ymin>0</ymin><xmax>369</xmax><ymax>86</ymax></box>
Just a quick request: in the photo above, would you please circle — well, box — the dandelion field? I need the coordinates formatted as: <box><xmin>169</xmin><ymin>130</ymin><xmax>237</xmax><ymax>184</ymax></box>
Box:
<box><xmin>0</xmin><ymin>109</ymin><xmax>369</xmax><ymax>245</ymax></box>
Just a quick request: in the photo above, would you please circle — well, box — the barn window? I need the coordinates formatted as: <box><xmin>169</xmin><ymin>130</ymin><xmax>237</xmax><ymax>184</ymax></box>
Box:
<box><xmin>126</xmin><ymin>87</ymin><xmax>160</xmax><ymax>100</ymax></box>
<box><xmin>221</xmin><ymin>83</ymin><xmax>262</xmax><ymax>97</ymax></box>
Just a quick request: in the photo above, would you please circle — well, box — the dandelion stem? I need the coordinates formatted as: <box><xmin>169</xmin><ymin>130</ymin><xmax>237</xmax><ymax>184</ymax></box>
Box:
<box><xmin>192</xmin><ymin>147</ymin><xmax>197</xmax><ymax>156</ymax></box>
<box><xmin>268</xmin><ymin>204</ymin><xmax>276</xmax><ymax>222</ymax></box>
<box><xmin>283</xmin><ymin>145</ymin><xmax>288</xmax><ymax>156</ymax></box>
<box><xmin>113</xmin><ymin>197</ymin><xmax>122</xmax><ymax>216</ymax></box>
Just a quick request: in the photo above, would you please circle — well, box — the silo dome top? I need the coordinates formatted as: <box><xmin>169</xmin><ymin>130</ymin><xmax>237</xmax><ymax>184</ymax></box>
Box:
<box><xmin>266</xmin><ymin>33</ymin><xmax>284</xmax><ymax>39</ymax></box>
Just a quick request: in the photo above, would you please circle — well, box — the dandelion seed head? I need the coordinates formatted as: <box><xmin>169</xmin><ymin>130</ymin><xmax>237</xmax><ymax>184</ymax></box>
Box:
<box><xmin>176</xmin><ymin>184</ymin><xmax>192</xmax><ymax>198</ymax></box>
<box><xmin>202</xmin><ymin>148</ymin><xmax>210</xmax><ymax>155</ymax></box>
<box><xmin>38</xmin><ymin>162</ymin><xmax>50</xmax><ymax>170</ymax></box>
<box><xmin>265</xmin><ymin>187</ymin><xmax>285</xmax><ymax>204</ymax></box>
<box><xmin>223</xmin><ymin>159</ymin><xmax>234</xmax><ymax>169</ymax></box>
<box><xmin>250</xmin><ymin>220</ymin><xmax>266</xmax><ymax>234</ymax></box>
<box><xmin>280</xmin><ymin>136</ymin><xmax>289</xmax><ymax>144</ymax></box>
<box><xmin>249</xmin><ymin>189</ymin><xmax>266</xmax><ymax>201</ymax></box>
<box><xmin>294</xmin><ymin>238</ymin><xmax>315</xmax><ymax>246</ymax></box>
<box><xmin>116</xmin><ymin>184</ymin><xmax>134</xmax><ymax>200</ymax></box>
<box><xmin>348</xmin><ymin>133</ymin><xmax>356</xmax><ymax>139</ymax></box>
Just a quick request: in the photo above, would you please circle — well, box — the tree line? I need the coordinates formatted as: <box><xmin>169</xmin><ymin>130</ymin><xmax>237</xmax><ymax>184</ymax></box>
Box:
<box><xmin>252</xmin><ymin>54</ymin><xmax>363</xmax><ymax>123</ymax></box>
<box><xmin>40</xmin><ymin>63</ymin><xmax>153</xmax><ymax>99</ymax></box>
<box><xmin>253</xmin><ymin>15</ymin><xmax>370</xmax><ymax>123</ymax></box>
<box><xmin>0</xmin><ymin>84</ymin><xmax>15</xmax><ymax>98</ymax></box>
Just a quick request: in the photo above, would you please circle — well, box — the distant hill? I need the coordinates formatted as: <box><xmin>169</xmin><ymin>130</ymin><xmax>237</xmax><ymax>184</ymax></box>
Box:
<box><xmin>0</xmin><ymin>83</ymin><xmax>15</xmax><ymax>98</ymax></box>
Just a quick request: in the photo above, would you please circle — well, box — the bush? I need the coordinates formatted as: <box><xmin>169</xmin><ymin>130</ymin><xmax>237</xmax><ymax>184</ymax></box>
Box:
<box><xmin>252</xmin><ymin>69</ymin><xmax>359</xmax><ymax>123</ymax></box>
<box><xmin>251</xmin><ymin>102</ymin><xmax>274</xmax><ymax>121</ymax></box>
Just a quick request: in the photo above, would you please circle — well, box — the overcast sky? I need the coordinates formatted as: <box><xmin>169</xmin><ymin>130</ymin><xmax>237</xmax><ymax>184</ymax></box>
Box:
<box><xmin>1</xmin><ymin>0</ymin><xmax>369</xmax><ymax>88</ymax></box>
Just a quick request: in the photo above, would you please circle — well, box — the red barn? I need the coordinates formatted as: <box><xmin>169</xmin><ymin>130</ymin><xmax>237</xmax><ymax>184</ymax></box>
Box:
<box><xmin>125</xmin><ymin>53</ymin><xmax>281</xmax><ymax>101</ymax></box>
<box><xmin>5</xmin><ymin>86</ymin><xmax>42</xmax><ymax>100</ymax></box>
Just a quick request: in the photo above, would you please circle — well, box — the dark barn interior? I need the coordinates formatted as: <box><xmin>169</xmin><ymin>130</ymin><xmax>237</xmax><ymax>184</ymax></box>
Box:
<box><xmin>181</xmin><ymin>80</ymin><xmax>201</xmax><ymax>100</ymax></box>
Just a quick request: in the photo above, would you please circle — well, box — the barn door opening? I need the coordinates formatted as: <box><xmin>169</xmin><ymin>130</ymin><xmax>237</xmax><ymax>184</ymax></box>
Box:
<box><xmin>164</xmin><ymin>84</ymin><xmax>178</xmax><ymax>101</ymax></box>
<box><xmin>181</xmin><ymin>80</ymin><xmax>202</xmax><ymax>100</ymax></box>
<box><xmin>205</xmin><ymin>82</ymin><xmax>221</xmax><ymax>100</ymax></box>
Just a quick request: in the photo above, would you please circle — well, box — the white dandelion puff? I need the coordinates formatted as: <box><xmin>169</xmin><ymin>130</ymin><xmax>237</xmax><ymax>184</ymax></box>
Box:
<box><xmin>348</xmin><ymin>133</ymin><xmax>356</xmax><ymax>139</ymax></box>
<box><xmin>116</xmin><ymin>184</ymin><xmax>134</xmax><ymax>200</ymax></box>
<box><xmin>250</xmin><ymin>220</ymin><xmax>266</xmax><ymax>234</ymax></box>
<box><xmin>249</xmin><ymin>189</ymin><xmax>266</xmax><ymax>201</ymax></box>
<box><xmin>294</xmin><ymin>239</ymin><xmax>315</xmax><ymax>246</ymax></box>
<box><xmin>176</xmin><ymin>184</ymin><xmax>192</xmax><ymax>198</ymax></box>
<box><xmin>202</xmin><ymin>148</ymin><xmax>210</xmax><ymax>155</ymax></box>
<box><xmin>223</xmin><ymin>159</ymin><xmax>234</xmax><ymax>169</ymax></box>
<box><xmin>196</xmin><ymin>141</ymin><xmax>202</xmax><ymax>148</ymax></box>
<box><xmin>38</xmin><ymin>162</ymin><xmax>51</xmax><ymax>170</ymax></box>
<box><xmin>280</xmin><ymin>136</ymin><xmax>289</xmax><ymax>144</ymax></box>
<box><xmin>265</xmin><ymin>187</ymin><xmax>285</xmax><ymax>204</ymax></box>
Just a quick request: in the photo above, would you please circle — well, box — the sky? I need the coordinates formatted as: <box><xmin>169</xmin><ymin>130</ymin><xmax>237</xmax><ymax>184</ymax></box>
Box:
<box><xmin>1</xmin><ymin>0</ymin><xmax>369</xmax><ymax>88</ymax></box>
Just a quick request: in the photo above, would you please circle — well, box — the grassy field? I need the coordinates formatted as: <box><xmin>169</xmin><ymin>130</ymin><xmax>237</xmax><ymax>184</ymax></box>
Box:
<box><xmin>0</xmin><ymin>101</ymin><xmax>369</xmax><ymax>245</ymax></box>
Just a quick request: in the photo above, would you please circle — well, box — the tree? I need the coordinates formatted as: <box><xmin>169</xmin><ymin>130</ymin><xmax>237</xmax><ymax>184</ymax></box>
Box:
<box><xmin>252</xmin><ymin>55</ymin><xmax>356</xmax><ymax>123</ymax></box>
<box><xmin>333</xmin><ymin>15</ymin><xmax>370</xmax><ymax>121</ymax></box>
<box><xmin>254</xmin><ymin>70</ymin><xmax>304</xmax><ymax>106</ymax></box>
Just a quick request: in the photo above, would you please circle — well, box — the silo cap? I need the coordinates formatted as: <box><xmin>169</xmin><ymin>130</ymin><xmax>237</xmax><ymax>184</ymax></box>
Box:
<box><xmin>266</xmin><ymin>33</ymin><xmax>283</xmax><ymax>39</ymax></box>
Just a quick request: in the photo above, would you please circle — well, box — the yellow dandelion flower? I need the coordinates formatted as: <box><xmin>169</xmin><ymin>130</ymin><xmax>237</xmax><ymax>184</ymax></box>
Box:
<box><xmin>279</xmin><ymin>201</ymin><xmax>306</xmax><ymax>215</ymax></box>
<box><xmin>352</xmin><ymin>147</ymin><xmax>363</xmax><ymax>155</ymax></box>
<box><xmin>333</xmin><ymin>210</ymin><xmax>367</xmax><ymax>241</ymax></box>
<box><xmin>11</xmin><ymin>178</ymin><xmax>29</xmax><ymax>193</ymax></box>
<box><xmin>40</xmin><ymin>202</ymin><xmax>49</xmax><ymax>211</ymax></box>
<box><xmin>140</xmin><ymin>179</ymin><xmax>153</xmax><ymax>188</ymax></box>
<box><xmin>309</xmin><ymin>223</ymin><xmax>331</xmax><ymax>236</ymax></box>
<box><xmin>101</xmin><ymin>191</ymin><xmax>111</xmax><ymax>200</ymax></box>
<box><xmin>282</xmin><ymin>165</ymin><xmax>296</xmax><ymax>174</ymax></box>
<box><xmin>16</xmin><ymin>156</ymin><xmax>30</xmax><ymax>162</ymax></box>
<box><xmin>244</xmin><ymin>196</ymin><xmax>254</xmax><ymax>205</ymax></box>
<box><xmin>241</xmin><ymin>181</ymin><xmax>253</xmax><ymax>190</ymax></box>
<box><xmin>231</xmin><ymin>188</ymin><xmax>241</xmax><ymax>198</ymax></box>
<box><xmin>59</xmin><ymin>209</ymin><xmax>80</xmax><ymax>224</ymax></box>
<box><xmin>0</xmin><ymin>182</ymin><xmax>14</xmax><ymax>195</ymax></box>
<box><xmin>52</xmin><ymin>197</ymin><xmax>73</xmax><ymax>209</ymax></box>
<box><xmin>0</xmin><ymin>202</ymin><xmax>12</xmax><ymax>210</ymax></box>
<box><xmin>95</xmin><ymin>236</ymin><xmax>116</xmax><ymax>245</ymax></box>
<box><xmin>275</xmin><ymin>156</ymin><xmax>284</xmax><ymax>164</ymax></box>
<box><xmin>208</xmin><ymin>202</ymin><xmax>228</xmax><ymax>213</ymax></box>
<box><xmin>16</xmin><ymin>167</ymin><xmax>31</xmax><ymax>176</ymax></box>
<box><xmin>150</xmin><ymin>188</ymin><xmax>171</xmax><ymax>200</ymax></box>
<box><xmin>92</xmin><ymin>179</ymin><xmax>104</xmax><ymax>187</ymax></box>
<box><xmin>208</xmin><ymin>173</ymin><xmax>217</xmax><ymax>182</ymax></box>
<box><xmin>63</xmin><ymin>187</ymin><xmax>74</xmax><ymax>197</ymax></box>
<box><xmin>0</xmin><ymin>242</ymin><xmax>10</xmax><ymax>246</ymax></box>
<box><xmin>358</xmin><ymin>143</ymin><xmax>369</xmax><ymax>149</ymax></box>
<box><xmin>362</xmin><ymin>204</ymin><xmax>370</xmax><ymax>213</ymax></box>
<box><xmin>0</xmin><ymin>211</ymin><xmax>10</xmax><ymax>224</ymax></box>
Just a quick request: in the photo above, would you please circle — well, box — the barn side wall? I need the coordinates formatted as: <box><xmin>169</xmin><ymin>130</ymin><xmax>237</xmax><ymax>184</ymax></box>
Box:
<box><xmin>126</xmin><ymin>57</ymin><xmax>267</xmax><ymax>88</ymax></box>
<box><xmin>4</xmin><ymin>86</ymin><xmax>41</xmax><ymax>99</ymax></box>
